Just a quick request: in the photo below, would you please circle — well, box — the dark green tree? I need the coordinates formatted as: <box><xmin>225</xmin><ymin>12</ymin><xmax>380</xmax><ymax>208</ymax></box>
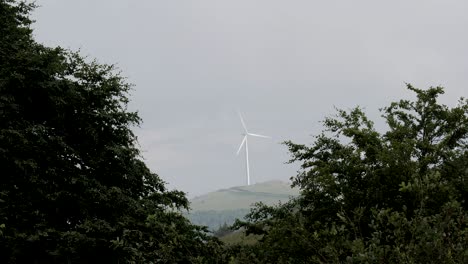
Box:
<box><xmin>233</xmin><ymin>86</ymin><xmax>468</xmax><ymax>263</ymax></box>
<box><xmin>0</xmin><ymin>1</ymin><xmax>222</xmax><ymax>263</ymax></box>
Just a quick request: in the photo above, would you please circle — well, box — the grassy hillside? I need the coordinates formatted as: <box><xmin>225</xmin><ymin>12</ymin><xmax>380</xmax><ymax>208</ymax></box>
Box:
<box><xmin>190</xmin><ymin>180</ymin><xmax>299</xmax><ymax>211</ymax></box>
<box><xmin>187</xmin><ymin>180</ymin><xmax>299</xmax><ymax>230</ymax></box>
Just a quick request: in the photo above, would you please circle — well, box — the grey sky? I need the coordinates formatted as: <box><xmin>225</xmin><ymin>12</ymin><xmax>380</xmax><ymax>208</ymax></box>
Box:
<box><xmin>32</xmin><ymin>0</ymin><xmax>467</xmax><ymax>197</ymax></box>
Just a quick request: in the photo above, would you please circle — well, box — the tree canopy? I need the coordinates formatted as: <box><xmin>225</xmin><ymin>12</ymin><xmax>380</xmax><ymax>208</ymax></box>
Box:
<box><xmin>0</xmin><ymin>1</ymin><xmax>222</xmax><ymax>263</ymax></box>
<box><xmin>2</xmin><ymin>1</ymin><xmax>467</xmax><ymax>263</ymax></box>
<box><xmin>233</xmin><ymin>86</ymin><xmax>468</xmax><ymax>263</ymax></box>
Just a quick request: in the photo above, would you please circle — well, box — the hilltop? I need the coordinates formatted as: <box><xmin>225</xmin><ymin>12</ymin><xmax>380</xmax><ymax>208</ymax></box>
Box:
<box><xmin>187</xmin><ymin>181</ymin><xmax>299</xmax><ymax>230</ymax></box>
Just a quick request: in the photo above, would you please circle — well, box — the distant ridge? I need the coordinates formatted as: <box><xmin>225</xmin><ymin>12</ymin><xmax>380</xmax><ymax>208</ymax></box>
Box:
<box><xmin>190</xmin><ymin>180</ymin><xmax>299</xmax><ymax>211</ymax></box>
<box><xmin>187</xmin><ymin>181</ymin><xmax>299</xmax><ymax>230</ymax></box>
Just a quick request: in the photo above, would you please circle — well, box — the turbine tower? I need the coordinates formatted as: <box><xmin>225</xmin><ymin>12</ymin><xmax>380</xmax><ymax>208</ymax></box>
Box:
<box><xmin>236</xmin><ymin>112</ymin><xmax>271</xmax><ymax>186</ymax></box>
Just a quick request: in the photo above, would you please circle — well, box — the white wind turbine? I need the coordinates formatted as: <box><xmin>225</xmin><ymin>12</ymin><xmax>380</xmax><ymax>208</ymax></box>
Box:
<box><xmin>236</xmin><ymin>112</ymin><xmax>271</xmax><ymax>186</ymax></box>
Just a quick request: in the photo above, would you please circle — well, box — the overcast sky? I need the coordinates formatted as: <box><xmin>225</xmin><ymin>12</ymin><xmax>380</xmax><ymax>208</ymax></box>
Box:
<box><xmin>32</xmin><ymin>0</ymin><xmax>467</xmax><ymax>197</ymax></box>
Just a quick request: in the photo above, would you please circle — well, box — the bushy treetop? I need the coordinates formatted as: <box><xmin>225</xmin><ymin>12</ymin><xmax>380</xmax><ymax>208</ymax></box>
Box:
<box><xmin>0</xmin><ymin>1</ymin><xmax>222</xmax><ymax>263</ymax></box>
<box><xmin>234</xmin><ymin>86</ymin><xmax>468</xmax><ymax>263</ymax></box>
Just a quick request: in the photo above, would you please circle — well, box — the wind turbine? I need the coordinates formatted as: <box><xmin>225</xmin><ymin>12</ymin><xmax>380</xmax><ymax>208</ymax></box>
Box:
<box><xmin>236</xmin><ymin>112</ymin><xmax>271</xmax><ymax>186</ymax></box>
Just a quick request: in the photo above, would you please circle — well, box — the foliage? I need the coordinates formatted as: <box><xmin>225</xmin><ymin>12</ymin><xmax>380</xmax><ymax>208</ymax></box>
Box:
<box><xmin>213</xmin><ymin>222</ymin><xmax>233</xmax><ymax>238</ymax></box>
<box><xmin>233</xmin><ymin>85</ymin><xmax>468</xmax><ymax>263</ymax></box>
<box><xmin>0</xmin><ymin>1</ymin><xmax>223</xmax><ymax>263</ymax></box>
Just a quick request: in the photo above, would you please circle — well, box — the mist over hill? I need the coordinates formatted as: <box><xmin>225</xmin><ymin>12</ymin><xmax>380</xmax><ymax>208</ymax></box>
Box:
<box><xmin>187</xmin><ymin>181</ymin><xmax>299</xmax><ymax>230</ymax></box>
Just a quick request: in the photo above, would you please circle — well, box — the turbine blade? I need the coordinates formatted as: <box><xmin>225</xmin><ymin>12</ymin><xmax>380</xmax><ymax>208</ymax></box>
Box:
<box><xmin>238</xmin><ymin>111</ymin><xmax>248</xmax><ymax>133</ymax></box>
<box><xmin>236</xmin><ymin>136</ymin><xmax>247</xmax><ymax>155</ymax></box>
<box><xmin>247</xmin><ymin>133</ymin><xmax>271</xmax><ymax>139</ymax></box>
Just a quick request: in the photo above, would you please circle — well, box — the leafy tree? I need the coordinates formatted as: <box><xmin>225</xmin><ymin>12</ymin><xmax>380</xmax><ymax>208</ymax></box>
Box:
<box><xmin>0</xmin><ymin>1</ymin><xmax>222</xmax><ymax>263</ymax></box>
<box><xmin>233</xmin><ymin>86</ymin><xmax>468</xmax><ymax>263</ymax></box>
<box><xmin>213</xmin><ymin>222</ymin><xmax>233</xmax><ymax>238</ymax></box>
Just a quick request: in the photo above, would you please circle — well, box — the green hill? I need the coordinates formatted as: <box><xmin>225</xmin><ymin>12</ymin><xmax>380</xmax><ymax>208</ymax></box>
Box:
<box><xmin>187</xmin><ymin>181</ymin><xmax>299</xmax><ymax>230</ymax></box>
